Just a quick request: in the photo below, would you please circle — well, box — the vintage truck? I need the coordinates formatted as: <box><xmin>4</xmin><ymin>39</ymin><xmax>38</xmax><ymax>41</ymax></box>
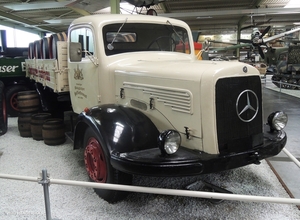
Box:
<box><xmin>25</xmin><ymin>14</ymin><xmax>288</xmax><ymax>203</ymax></box>
<box><xmin>271</xmin><ymin>45</ymin><xmax>300</xmax><ymax>89</ymax></box>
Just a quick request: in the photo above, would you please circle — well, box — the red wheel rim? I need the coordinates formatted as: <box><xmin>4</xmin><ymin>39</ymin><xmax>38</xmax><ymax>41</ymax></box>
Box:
<box><xmin>84</xmin><ymin>137</ymin><xmax>107</xmax><ymax>182</ymax></box>
<box><xmin>10</xmin><ymin>92</ymin><xmax>19</xmax><ymax>111</ymax></box>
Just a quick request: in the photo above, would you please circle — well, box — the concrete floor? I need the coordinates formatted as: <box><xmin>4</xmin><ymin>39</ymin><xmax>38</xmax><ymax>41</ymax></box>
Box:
<box><xmin>262</xmin><ymin>75</ymin><xmax>300</xmax><ymax>200</ymax></box>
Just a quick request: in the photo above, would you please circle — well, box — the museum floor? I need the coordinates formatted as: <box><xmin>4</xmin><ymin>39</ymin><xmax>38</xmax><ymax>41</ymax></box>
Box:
<box><xmin>263</xmin><ymin>75</ymin><xmax>300</xmax><ymax>202</ymax></box>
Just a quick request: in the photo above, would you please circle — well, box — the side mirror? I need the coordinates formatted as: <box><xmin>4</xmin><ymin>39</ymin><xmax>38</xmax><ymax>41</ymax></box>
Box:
<box><xmin>69</xmin><ymin>42</ymin><xmax>82</xmax><ymax>62</ymax></box>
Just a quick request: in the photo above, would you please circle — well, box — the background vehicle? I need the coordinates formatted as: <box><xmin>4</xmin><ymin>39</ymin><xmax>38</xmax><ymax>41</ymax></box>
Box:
<box><xmin>271</xmin><ymin>45</ymin><xmax>300</xmax><ymax>89</ymax></box>
<box><xmin>0</xmin><ymin>30</ymin><xmax>35</xmax><ymax>117</ymax></box>
<box><xmin>0</xmin><ymin>30</ymin><xmax>35</xmax><ymax>135</ymax></box>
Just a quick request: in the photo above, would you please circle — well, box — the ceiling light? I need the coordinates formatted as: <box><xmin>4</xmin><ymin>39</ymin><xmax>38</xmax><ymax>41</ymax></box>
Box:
<box><xmin>196</xmin><ymin>16</ymin><xmax>212</xmax><ymax>19</ymax></box>
<box><xmin>248</xmin><ymin>14</ymin><xmax>266</xmax><ymax>17</ymax></box>
<box><xmin>43</xmin><ymin>19</ymin><xmax>74</xmax><ymax>24</ymax></box>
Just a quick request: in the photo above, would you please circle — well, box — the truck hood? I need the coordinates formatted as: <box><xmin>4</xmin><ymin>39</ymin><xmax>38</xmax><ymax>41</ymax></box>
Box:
<box><xmin>110</xmin><ymin>52</ymin><xmax>260</xmax><ymax>153</ymax></box>
<box><xmin>108</xmin><ymin>52</ymin><xmax>259</xmax><ymax>81</ymax></box>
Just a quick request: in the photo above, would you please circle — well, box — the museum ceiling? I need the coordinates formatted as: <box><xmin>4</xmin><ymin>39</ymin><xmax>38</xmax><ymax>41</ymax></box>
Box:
<box><xmin>0</xmin><ymin>0</ymin><xmax>299</xmax><ymax>35</ymax></box>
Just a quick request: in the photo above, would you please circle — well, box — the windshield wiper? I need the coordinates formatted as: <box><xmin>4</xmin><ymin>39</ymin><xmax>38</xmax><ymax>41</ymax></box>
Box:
<box><xmin>166</xmin><ymin>20</ymin><xmax>185</xmax><ymax>45</ymax></box>
<box><xmin>107</xmin><ymin>18</ymin><xmax>128</xmax><ymax>50</ymax></box>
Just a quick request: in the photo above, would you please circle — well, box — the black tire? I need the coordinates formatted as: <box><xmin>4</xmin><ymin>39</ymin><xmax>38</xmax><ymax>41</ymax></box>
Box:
<box><xmin>5</xmin><ymin>85</ymin><xmax>29</xmax><ymax>117</ymax></box>
<box><xmin>83</xmin><ymin>127</ymin><xmax>133</xmax><ymax>203</ymax></box>
<box><xmin>0</xmin><ymin>81</ymin><xmax>8</xmax><ymax>135</ymax></box>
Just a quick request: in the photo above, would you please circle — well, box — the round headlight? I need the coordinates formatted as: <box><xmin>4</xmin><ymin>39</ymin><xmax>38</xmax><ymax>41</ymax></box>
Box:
<box><xmin>267</xmin><ymin>111</ymin><xmax>288</xmax><ymax>131</ymax></box>
<box><xmin>158</xmin><ymin>130</ymin><xmax>181</xmax><ymax>155</ymax></box>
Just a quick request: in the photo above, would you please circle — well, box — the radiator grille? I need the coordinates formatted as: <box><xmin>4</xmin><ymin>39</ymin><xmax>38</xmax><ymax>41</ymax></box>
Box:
<box><xmin>215</xmin><ymin>76</ymin><xmax>263</xmax><ymax>154</ymax></box>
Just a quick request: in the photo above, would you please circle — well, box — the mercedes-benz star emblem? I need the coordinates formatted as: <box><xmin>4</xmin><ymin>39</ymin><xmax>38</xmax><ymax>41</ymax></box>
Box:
<box><xmin>236</xmin><ymin>90</ymin><xmax>259</xmax><ymax>122</ymax></box>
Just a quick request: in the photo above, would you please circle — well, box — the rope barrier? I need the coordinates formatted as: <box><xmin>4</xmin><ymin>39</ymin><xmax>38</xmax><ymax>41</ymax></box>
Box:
<box><xmin>283</xmin><ymin>148</ymin><xmax>300</xmax><ymax>168</ymax></box>
<box><xmin>1</xmin><ymin>170</ymin><xmax>300</xmax><ymax>205</ymax></box>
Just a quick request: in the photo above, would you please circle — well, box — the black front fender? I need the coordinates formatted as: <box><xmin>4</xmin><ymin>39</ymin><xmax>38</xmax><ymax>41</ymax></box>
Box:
<box><xmin>74</xmin><ymin>104</ymin><xmax>160</xmax><ymax>153</ymax></box>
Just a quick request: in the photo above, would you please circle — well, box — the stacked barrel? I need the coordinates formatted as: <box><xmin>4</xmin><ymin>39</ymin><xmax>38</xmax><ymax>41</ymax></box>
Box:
<box><xmin>23</xmin><ymin>31</ymin><xmax>68</xmax><ymax>145</ymax></box>
<box><xmin>28</xmin><ymin>31</ymin><xmax>67</xmax><ymax>59</ymax></box>
<box><xmin>42</xmin><ymin>118</ymin><xmax>66</xmax><ymax>145</ymax></box>
<box><xmin>17</xmin><ymin>90</ymin><xmax>40</xmax><ymax>137</ymax></box>
<box><xmin>17</xmin><ymin>90</ymin><xmax>66</xmax><ymax>146</ymax></box>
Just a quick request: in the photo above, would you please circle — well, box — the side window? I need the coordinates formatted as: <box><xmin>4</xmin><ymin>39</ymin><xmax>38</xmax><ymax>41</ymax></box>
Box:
<box><xmin>70</xmin><ymin>27</ymin><xmax>95</xmax><ymax>58</ymax></box>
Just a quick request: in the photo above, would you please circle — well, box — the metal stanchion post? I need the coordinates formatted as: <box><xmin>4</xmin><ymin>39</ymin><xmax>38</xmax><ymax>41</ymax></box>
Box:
<box><xmin>264</xmin><ymin>75</ymin><xmax>266</xmax><ymax>84</ymax></box>
<box><xmin>39</xmin><ymin>169</ymin><xmax>52</xmax><ymax>220</ymax></box>
<box><xmin>279</xmin><ymin>80</ymin><xmax>282</xmax><ymax>93</ymax></box>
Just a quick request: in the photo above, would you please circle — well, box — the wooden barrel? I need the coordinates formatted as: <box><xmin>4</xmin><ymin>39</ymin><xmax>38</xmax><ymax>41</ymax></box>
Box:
<box><xmin>41</xmin><ymin>37</ymin><xmax>50</xmax><ymax>59</ymax></box>
<box><xmin>42</xmin><ymin>118</ymin><xmax>66</xmax><ymax>145</ymax></box>
<box><xmin>30</xmin><ymin>113</ymin><xmax>52</xmax><ymax>141</ymax></box>
<box><xmin>17</xmin><ymin>90</ymin><xmax>40</xmax><ymax>113</ymax></box>
<box><xmin>28</xmin><ymin>42</ymin><xmax>34</xmax><ymax>59</ymax></box>
<box><xmin>49</xmin><ymin>32</ymin><xmax>67</xmax><ymax>59</ymax></box>
<box><xmin>33</xmin><ymin>39</ymin><xmax>42</xmax><ymax>59</ymax></box>
<box><xmin>18</xmin><ymin>112</ymin><xmax>37</xmax><ymax>137</ymax></box>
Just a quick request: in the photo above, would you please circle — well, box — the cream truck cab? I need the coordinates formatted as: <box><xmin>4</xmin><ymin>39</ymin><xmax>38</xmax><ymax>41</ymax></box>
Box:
<box><xmin>26</xmin><ymin>14</ymin><xmax>287</xmax><ymax>203</ymax></box>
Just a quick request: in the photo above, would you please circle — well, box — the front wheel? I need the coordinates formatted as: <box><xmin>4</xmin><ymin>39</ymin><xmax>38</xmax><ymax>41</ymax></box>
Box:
<box><xmin>83</xmin><ymin>128</ymin><xmax>132</xmax><ymax>203</ymax></box>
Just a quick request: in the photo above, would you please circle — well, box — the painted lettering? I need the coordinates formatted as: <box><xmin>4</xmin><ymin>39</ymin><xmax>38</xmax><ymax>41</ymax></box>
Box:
<box><xmin>74</xmin><ymin>90</ymin><xmax>87</xmax><ymax>98</ymax></box>
<box><xmin>28</xmin><ymin>67</ymin><xmax>38</xmax><ymax>76</ymax></box>
<box><xmin>74</xmin><ymin>86</ymin><xmax>85</xmax><ymax>91</ymax></box>
<box><xmin>39</xmin><ymin>70</ymin><xmax>50</xmax><ymax>81</ymax></box>
<box><xmin>0</xmin><ymin>65</ymin><xmax>19</xmax><ymax>73</ymax></box>
<box><xmin>74</xmin><ymin>83</ymin><xmax>87</xmax><ymax>98</ymax></box>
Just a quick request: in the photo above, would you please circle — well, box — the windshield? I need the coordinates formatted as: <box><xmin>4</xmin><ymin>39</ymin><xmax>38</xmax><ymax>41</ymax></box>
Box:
<box><xmin>103</xmin><ymin>23</ymin><xmax>191</xmax><ymax>56</ymax></box>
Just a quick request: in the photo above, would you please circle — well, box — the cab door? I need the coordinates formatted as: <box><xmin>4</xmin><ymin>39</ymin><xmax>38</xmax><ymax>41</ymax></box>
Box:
<box><xmin>68</xmin><ymin>26</ymin><xmax>99</xmax><ymax>114</ymax></box>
